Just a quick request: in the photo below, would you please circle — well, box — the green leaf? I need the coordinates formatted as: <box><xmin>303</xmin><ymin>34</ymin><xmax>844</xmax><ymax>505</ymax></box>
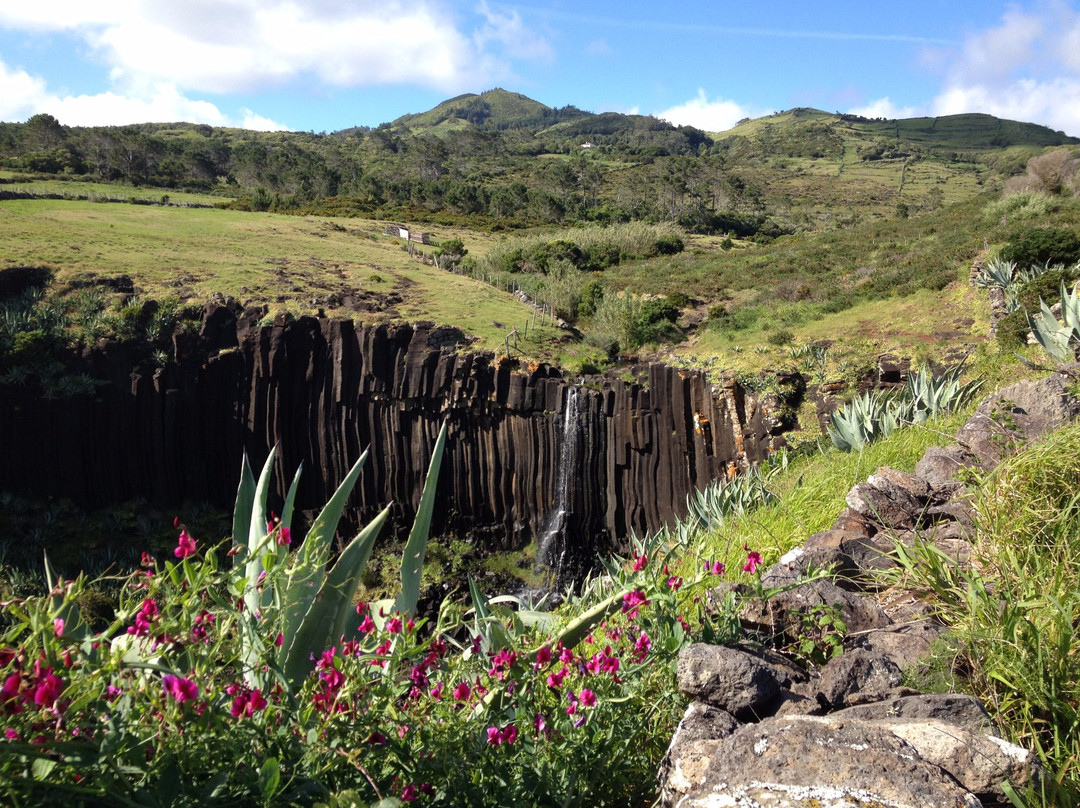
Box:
<box><xmin>277</xmin><ymin>450</ymin><xmax>370</xmax><ymax>671</ymax></box>
<box><xmin>232</xmin><ymin>452</ymin><xmax>256</xmax><ymax>561</ymax></box>
<box><xmin>259</xmin><ymin>757</ymin><xmax>281</xmax><ymax>803</ymax></box>
<box><xmin>393</xmin><ymin>420</ymin><xmax>448</xmax><ymax>616</ymax></box>
<box><xmin>245</xmin><ymin>446</ymin><xmax>278</xmax><ymax>615</ymax></box>
<box><xmin>281</xmin><ymin>505</ymin><xmax>390</xmax><ymax>689</ymax></box>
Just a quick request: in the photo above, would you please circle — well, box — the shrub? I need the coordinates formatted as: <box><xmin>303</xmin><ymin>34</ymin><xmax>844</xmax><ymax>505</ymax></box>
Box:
<box><xmin>652</xmin><ymin>235</ymin><xmax>685</xmax><ymax>256</ymax></box>
<box><xmin>1000</xmin><ymin>227</ymin><xmax>1080</xmax><ymax>269</ymax></box>
<box><xmin>766</xmin><ymin>329</ymin><xmax>795</xmax><ymax>347</ymax></box>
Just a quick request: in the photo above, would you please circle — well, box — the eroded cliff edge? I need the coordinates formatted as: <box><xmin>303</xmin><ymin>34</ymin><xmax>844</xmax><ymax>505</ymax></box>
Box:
<box><xmin>2</xmin><ymin>301</ymin><xmax>799</xmax><ymax>566</ymax></box>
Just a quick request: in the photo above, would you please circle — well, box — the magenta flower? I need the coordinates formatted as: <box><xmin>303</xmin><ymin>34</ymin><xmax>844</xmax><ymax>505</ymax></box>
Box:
<box><xmin>401</xmin><ymin>784</ymin><xmax>418</xmax><ymax>802</ymax></box>
<box><xmin>430</xmin><ymin>682</ymin><xmax>444</xmax><ymax>701</ymax></box>
<box><xmin>386</xmin><ymin>617</ymin><xmax>403</xmax><ymax>634</ymax></box>
<box><xmin>53</xmin><ymin>618</ymin><xmax>65</xmax><ymax>638</ymax></box>
<box><xmin>486</xmin><ymin>726</ymin><xmax>502</xmax><ymax>746</ymax></box>
<box><xmin>743</xmin><ymin>549</ymin><xmax>763</xmax><ymax>574</ymax></box>
<box><xmin>1</xmin><ymin>673</ymin><xmax>22</xmax><ymax>713</ymax></box>
<box><xmin>705</xmin><ymin>560</ymin><xmax>725</xmax><ymax>575</ymax></box>
<box><xmin>667</xmin><ymin>575</ymin><xmax>684</xmax><ymax>590</ymax></box>
<box><xmin>579</xmin><ymin>688</ymin><xmax>597</xmax><ymax>707</ymax></box>
<box><xmin>634</xmin><ymin>630</ymin><xmax>653</xmax><ymax>661</ymax></box>
<box><xmin>358</xmin><ymin>615</ymin><xmax>375</xmax><ymax>633</ymax></box>
<box><xmin>174</xmin><ymin>529</ymin><xmax>196</xmax><ymax>559</ymax></box>
<box><xmin>452</xmin><ymin>681</ymin><xmax>471</xmax><ymax>701</ymax></box>
<box><xmin>126</xmin><ymin>598</ymin><xmax>160</xmax><ymax>637</ymax></box>
<box><xmin>632</xmin><ymin>553</ymin><xmax>648</xmax><ymax>571</ymax></box>
<box><xmin>161</xmin><ymin>674</ymin><xmax>198</xmax><ymax>703</ymax></box>
<box><xmin>534</xmin><ymin>645</ymin><xmax>552</xmax><ymax>669</ymax></box>
<box><xmin>621</xmin><ymin>589</ymin><xmax>649</xmax><ymax>616</ymax></box>
<box><xmin>501</xmin><ymin>724</ymin><xmax>518</xmax><ymax>744</ymax></box>
<box><xmin>277</xmin><ymin>526</ymin><xmax>292</xmax><ymax>546</ymax></box>
<box><xmin>533</xmin><ymin>712</ymin><xmax>549</xmax><ymax>738</ymax></box>
<box><xmin>546</xmin><ymin>668</ymin><xmax>567</xmax><ymax>688</ymax></box>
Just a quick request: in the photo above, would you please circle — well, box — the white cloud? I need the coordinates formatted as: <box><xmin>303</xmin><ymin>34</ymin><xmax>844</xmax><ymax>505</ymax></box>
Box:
<box><xmin>925</xmin><ymin>3</ymin><xmax>1080</xmax><ymax>135</ymax></box>
<box><xmin>847</xmin><ymin>97</ymin><xmax>920</xmax><ymax>120</ymax></box>
<box><xmin>0</xmin><ymin>59</ymin><xmax>287</xmax><ymax>129</ymax></box>
<box><xmin>0</xmin><ymin>1</ymin><xmax>548</xmax><ymax>97</ymax></box>
<box><xmin>654</xmin><ymin>89</ymin><xmax>764</xmax><ymax>132</ymax></box>
<box><xmin>0</xmin><ymin>61</ymin><xmax>51</xmax><ymax>121</ymax></box>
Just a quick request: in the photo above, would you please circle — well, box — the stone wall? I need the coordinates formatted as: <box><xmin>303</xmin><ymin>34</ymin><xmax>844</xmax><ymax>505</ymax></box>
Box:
<box><xmin>1</xmin><ymin>302</ymin><xmax>797</xmax><ymax>567</ymax></box>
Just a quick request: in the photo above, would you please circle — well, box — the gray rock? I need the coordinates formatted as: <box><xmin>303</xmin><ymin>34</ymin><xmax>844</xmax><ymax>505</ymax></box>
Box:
<box><xmin>974</xmin><ymin>373</ymin><xmax>1080</xmax><ymax>442</ymax></box>
<box><xmin>658</xmin><ymin>702</ymin><xmax>738</xmax><ymax>807</ymax></box>
<box><xmin>835</xmin><ymin>693</ymin><xmax>994</xmax><ymax>734</ymax></box>
<box><xmin>853</xmin><ymin>620</ymin><xmax>946</xmax><ymax>670</ymax></box>
<box><xmin>882</xmin><ymin>719</ymin><xmax>1039</xmax><ymax>803</ymax></box>
<box><xmin>739</xmin><ymin>578</ymin><xmax>892</xmax><ymax>640</ymax></box>
<box><xmin>679</xmin><ymin>715</ymin><xmax>983</xmax><ymax>808</ymax></box>
<box><xmin>872</xmin><ymin>465</ymin><xmax>932</xmax><ymax>502</ymax></box>
<box><xmin>915</xmin><ymin>444</ymin><xmax>976</xmax><ymax>495</ymax></box>
<box><xmin>813</xmin><ymin>648</ymin><xmax>905</xmax><ymax>710</ymax></box>
<box><xmin>676</xmin><ymin>644</ymin><xmax>782</xmax><ymax>720</ymax></box>
<box><xmin>846</xmin><ymin>480</ymin><xmax>918</xmax><ymax>530</ymax></box>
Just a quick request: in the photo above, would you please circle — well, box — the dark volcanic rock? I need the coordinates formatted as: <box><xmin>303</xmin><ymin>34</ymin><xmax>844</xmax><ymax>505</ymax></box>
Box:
<box><xmin>0</xmin><ymin>306</ymin><xmax>796</xmax><ymax>563</ymax></box>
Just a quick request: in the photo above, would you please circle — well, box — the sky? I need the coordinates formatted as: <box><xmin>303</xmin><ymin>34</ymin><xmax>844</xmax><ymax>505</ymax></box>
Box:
<box><xmin>2</xmin><ymin>1</ymin><xmax>1080</xmax><ymax>136</ymax></box>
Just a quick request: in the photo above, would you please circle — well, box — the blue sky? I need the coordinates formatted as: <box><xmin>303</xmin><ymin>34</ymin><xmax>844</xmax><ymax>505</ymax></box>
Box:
<box><xmin>2</xmin><ymin>1</ymin><xmax>1080</xmax><ymax>135</ymax></box>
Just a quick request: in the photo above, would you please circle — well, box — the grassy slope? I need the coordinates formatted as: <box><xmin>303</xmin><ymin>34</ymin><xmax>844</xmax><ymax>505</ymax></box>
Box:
<box><xmin>0</xmin><ymin>198</ymin><xmax>564</xmax><ymax>356</ymax></box>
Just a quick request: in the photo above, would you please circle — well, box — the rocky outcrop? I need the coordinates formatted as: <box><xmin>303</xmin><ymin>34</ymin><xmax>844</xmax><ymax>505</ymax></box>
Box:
<box><xmin>659</xmin><ymin>375</ymin><xmax>1076</xmax><ymax>807</ymax></box>
<box><xmin>0</xmin><ymin>302</ymin><xmax>797</xmax><ymax>568</ymax></box>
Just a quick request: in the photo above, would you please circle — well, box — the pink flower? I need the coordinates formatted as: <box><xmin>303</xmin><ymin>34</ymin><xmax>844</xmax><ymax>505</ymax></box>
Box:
<box><xmin>578</xmin><ymin>688</ymin><xmax>597</xmax><ymax>708</ymax></box>
<box><xmin>161</xmin><ymin>674</ymin><xmax>198</xmax><ymax>703</ymax></box>
<box><xmin>501</xmin><ymin>724</ymin><xmax>518</xmax><ymax>744</ymax></box>
<box><xmin>533</xmin><ymin>713</ymin><xmax>549</xmax><ymax>738</ymax></box>
<box><xmin>486</xmin><ymin>726</ymin><xmax>502</xmax><ymax>746</ymax></box>
<box><xmin>276</xmin><ymin>526</ymin><xmax>291</xmax><ymax>546</ymax></box>
<box><xmin>53</xmin><ymin>618</ymin><xmax>65</xmax><ymax>638</ymax></box>
<box><xmin>274</xmin><ymin>632</ymin><xmax>284</xmax><ymax>647</ymax></box>
<box><xmin>742</xmin><ymin>549</ymin><xmax>763</xmax><ymax>574</ymax></box>
<box><xmin>534</xmin><ymin>645</ymin><xmax>552</xmax><ymax>670</ymax></box>
<box><xmin>358</xmin><ymin>615</ymin><xmax>375</xmax><ymax>633</ymax></box>
<box><xmin>667</xmin><ymin>575</ymin><xmax>684</xmax><ymax>590</ymax></box>
<box><xmin>4</xmin><ymin>728</ymin><xmax>17</xmax><ymax>740</ymax></box>
<box><xmin>632</xmin><ymin>553</ymin><xmax>648</xmax><ymax>571</ymax></box>
<box><xmin>705</xmin><ymin>560</ymin><xmax>725</xmax><ymax>575</ymax></box>
<box><xmin>174</xmin><ymin>529</ymin><xmax>196</xmax><ymax>559</ymax></box>
<box><xmin>1</xmin><ymin>673</ymin><xmax>22</xmax><ymax>713</ymax></box>
<box><xmin>386</xmin><ymin>617</ymin><xmax>403</xmax><ymax>635</ymax></box>
<box><xmin>621</xmin><ymin>589</ymin><xmax>649</xmax><ymax>616</ymax></box>
<box><xmin>126</xmin><ymin>598</ymin><xmax>160</xmax><ymax>637</ymax></box>
<box><xmin>401</xmin><ymin>785</ymin><xmax>418</xmax><ymax>802</ymax></box>
<box><xmin>429</xmin><ymin>682</ymin><xmax>444</xmax><ymax>701</ymax></box>
<box><xmin>452</xmin><ymin>681</ymin><xmax>471</xmax><ymax>701</ymax></box>
<box><xmin>546</xmin><ymin>668</ymin><xmax>567</xmax><ymax>689</ymax></box>
<box><xmin>634</xmin><ymin>630</ymin><xmax>652</xmax><ymax>660</ymax></box>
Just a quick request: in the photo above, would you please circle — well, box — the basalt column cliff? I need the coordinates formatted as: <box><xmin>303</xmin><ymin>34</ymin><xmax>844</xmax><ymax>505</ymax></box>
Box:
<box><xmin>2</xmin><ymin>303</ymin><xmax>798</xmax><ymax>565</ymax></box>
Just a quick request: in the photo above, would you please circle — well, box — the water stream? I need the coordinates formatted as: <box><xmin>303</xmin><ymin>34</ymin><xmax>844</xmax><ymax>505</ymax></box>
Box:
<box><xmin>533</xmin><ymin>385</ymin><xmax>581</xmax><ymax>591</ymax></box>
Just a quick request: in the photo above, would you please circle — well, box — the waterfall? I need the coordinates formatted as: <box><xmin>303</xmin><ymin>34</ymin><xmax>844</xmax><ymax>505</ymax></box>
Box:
<box><xmin>534</xmin><ymin>385</ymin><xmax>580</xmax><ymax>588</ymax></box>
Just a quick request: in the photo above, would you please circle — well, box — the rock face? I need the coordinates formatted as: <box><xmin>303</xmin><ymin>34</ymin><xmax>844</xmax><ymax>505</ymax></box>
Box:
<box><xmin>0</xmin><ymin>303</ymin><xmax>795</xmax><ymax>567</ymax></box>
<box><xmin>659</xmin><ymin>374</ymin><xmax>1075</xmax><ymax>808</ymax></box>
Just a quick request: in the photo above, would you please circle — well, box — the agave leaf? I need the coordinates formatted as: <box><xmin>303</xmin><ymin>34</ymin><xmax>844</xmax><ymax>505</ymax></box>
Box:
<box><xmin>280</xmin><ymin>505</ymin><xmax>390</xmax><ymax>689</ymax></box>
<box><xmin>393</xmin><ymin>421</ymin><xmax>448</xmax><ymax>617</ymax></box>
<box><xmin>231</xmin><ymin>453</ymin><xmax>256</xmax><ymax>562</ymax></box>
<box><xmin>277</xmin><ymin>450</ymin><xmax>369</xmax><ymax>664</ymax></box>
<box><xmin>245</xmin><ymin>447</ymin><xmax>278</xmax><ymax>614</ymax></box>
<box><xmin>279</xmin><ymin>464</ymin><xmax>304</xmax><ymax>532</ymax></box>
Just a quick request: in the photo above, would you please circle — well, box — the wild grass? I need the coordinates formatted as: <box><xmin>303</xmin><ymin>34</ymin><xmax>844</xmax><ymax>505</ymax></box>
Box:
<box><xmin>682</xmin><ymin>409</ymin><xmax>972</xmax><ymax>577</ymax></box>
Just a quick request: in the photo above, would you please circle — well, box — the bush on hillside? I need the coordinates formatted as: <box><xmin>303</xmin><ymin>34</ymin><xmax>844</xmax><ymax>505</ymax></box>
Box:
<box><xmin>1000</xmin><ymin>227</ymin><xmax>1080</xmax><ymax>269</ymax></box>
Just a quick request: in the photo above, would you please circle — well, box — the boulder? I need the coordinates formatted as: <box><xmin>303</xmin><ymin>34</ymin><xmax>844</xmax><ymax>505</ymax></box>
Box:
<box><xmin>677</xmin><ymin>715</ymin><xmax>983</xmax><ymax>808</ymax></box>
<box><xmin>676</xmin><ymin>644</ymin><xmax>783</xmax><ymax>720</ymax></box>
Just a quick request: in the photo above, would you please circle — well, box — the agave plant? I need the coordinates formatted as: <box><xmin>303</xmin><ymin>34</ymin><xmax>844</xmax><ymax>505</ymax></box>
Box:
<box><xmin>827</xmin><ymin>390</ymin><xmax>907</xmax><ymax>452</ymax></box>
<box><xmin>231</xmin><ymin>420</ymin><xmax>447</xmax><ymax>691</ymax></box>
<box><xmin>905</xmin><ymin>364</ymin><xmax>983</xmax><ymax>424</ymax></box>
<box><xmin>1027</xmin><ymin>281</ymin><xmax>1080</xmax><ymax>362</ymax></box>
<box><xmin>685</xmin><ymin>451</ymin><xmax>787</xmax><ymax>530</ymax></box>
<box><xmin>972</xmin><ymin>257</ymin><xmax>1018</xmax><ymax>290</ymax></box>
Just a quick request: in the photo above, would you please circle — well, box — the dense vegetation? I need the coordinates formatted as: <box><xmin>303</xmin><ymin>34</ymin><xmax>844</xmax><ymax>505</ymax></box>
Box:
<box><xmin>2</xmin><ymin>90</ymin><xmax>1076</xmax><ymax>236</ymax></box>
